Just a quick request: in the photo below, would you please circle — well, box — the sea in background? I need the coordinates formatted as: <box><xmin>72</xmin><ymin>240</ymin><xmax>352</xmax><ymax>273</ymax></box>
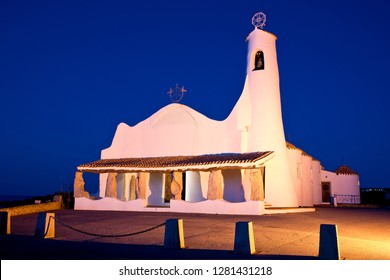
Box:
<box><xmin>0</xmin><ymin>195</ymin><xmax>34</xmax><ymax>202</ymax></box>
<box><xmin>0</xmin><ymin>195</ymin><xmax>36</xmax><ymax>208</ymax></box>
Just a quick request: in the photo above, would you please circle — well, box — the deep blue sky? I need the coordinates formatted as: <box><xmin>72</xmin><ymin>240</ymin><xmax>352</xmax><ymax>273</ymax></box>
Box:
<box><xmin>1</xmin><ymin>0</ymin><xmax>389</xmax><ymax>196</ymax></box>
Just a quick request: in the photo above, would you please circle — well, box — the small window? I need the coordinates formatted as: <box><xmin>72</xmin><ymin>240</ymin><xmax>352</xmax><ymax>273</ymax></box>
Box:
<box><xmin>253</xmin><ymin>51</ymin><xmax>265</xmax><ymax>71</ymax></box>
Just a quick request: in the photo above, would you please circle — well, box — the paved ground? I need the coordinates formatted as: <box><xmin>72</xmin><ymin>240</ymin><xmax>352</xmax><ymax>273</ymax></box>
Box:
<box><xmin>1</xmin><ymin>207</ymin><xmax>390</xmax><ymax>260</ymax></box>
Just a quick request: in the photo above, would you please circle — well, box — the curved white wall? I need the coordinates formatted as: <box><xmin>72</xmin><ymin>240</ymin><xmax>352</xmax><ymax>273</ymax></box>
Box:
<box><xmin>321</xmin><ymin>170</ymin><xmax>360</xmax><ymax>203</ymax></box>
<box><xmin>334</xmin><ymin>174</ymin><xmax>360</xmax><ymax>196</ymax></box>
<box><xmin>245</xmin><ymin>29</ymin><xmax>298</xmax><ymax>207</ymax></box>
<box><xmin>102</xmin><ymin>104</ymin><xmax>242</xmax><ymax>159</ymax></box>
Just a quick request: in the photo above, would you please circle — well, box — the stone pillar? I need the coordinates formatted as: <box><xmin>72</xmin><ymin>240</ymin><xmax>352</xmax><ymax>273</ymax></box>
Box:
<box><xmin>0</xmin><ymin>212</ymin><xmax>11</xmax><ymax>235</ymax></box>
<box><xmin>164</xmin><ymin>219</ymin><xmax>185</xmax><ymax>249</ymax></box>
<box><xmin>319</xmin><ymin>224</ymin><xmax>340</xmax><ymax>260</ymax></box>
<box><xmin>35</xmin><ymin>213</ymin><xmax>55</xmax><ymax>239</ymax></box>
<box><xmin>164</xmin><ymin>172</ymin><xmax>173</xmax><ymax>202</ymax></box>
<box><xmin>73</xmin><ymin>171</ymin><xmax>90</xmax><ymax>198</ymax></box>
<box><xmin>249</xmin><ymin>167</ymin><xmax>264</xmax><ymax>201</ymax></box>
<box><xmin>105</xmin><ymin>172</ymin><xmax>118</xmax><ymax>198</ymax></box>
<box><xmin>137</xmin><ymin>172</ymin><xmax>147</xmax><ymax>199</ymax></box>
<box><xmin>130</xmin><ymin>175</ymin><xmax>137</xmax><ymax>200</ymax></box>
<box><xmin>207</xmin><ymin>170</ymin><xmax>223</xmax><ymax>200</ymax></box>
<box><xmin>234</xmin><ymin>221</ymin><xmax>256</xmax><ymax>255</ymax></box>
<box><xmin>170</xmin><ymin>171</ymin><xmax>183</xmax><ymax>200</ymax></box>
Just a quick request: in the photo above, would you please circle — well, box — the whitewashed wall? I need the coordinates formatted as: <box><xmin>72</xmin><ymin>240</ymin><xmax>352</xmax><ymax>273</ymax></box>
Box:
<box><xmin>286</xmin><ymin>148</ymin><xmax>303</xmax><ymax>205</ymax></box>
<box><xmin>301</xmin><ymin>155</ymin><xmax>313</xmax><ymax>206</ymax></box>
<box><xmin>311</xmin><ymin>160</ymin><xmax>322</xmax><ymax>205</ymax></box>
<box><xmin>321</xmin><ymin>170</ymin><xmax>360</xmax><ymax>203</ymax></box>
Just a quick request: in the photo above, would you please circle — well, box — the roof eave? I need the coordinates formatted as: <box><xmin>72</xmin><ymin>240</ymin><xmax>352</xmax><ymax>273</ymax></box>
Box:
<box><xmin>77</xmin><ymin>152</ymin><xmax>275</xmax><ymax>174</ymax></box>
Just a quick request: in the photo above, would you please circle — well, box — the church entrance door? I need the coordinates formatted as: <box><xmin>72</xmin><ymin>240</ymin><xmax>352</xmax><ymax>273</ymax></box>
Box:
<box><xmin>321</xmin><ymin>182</ymin><xmax>331</xmax><ymax>203</ymax></box>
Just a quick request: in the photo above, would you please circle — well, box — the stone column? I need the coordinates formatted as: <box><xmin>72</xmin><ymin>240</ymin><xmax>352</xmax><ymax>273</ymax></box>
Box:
<box><xmin>249</xmin><ymin>168</ymin><xmax>264</xmax><ymax>201</ymax></box>
<box><xmin>207</xmin><ymin>170</ymin><xmax>223</xmax><ymax>200</ymax></box>
<box><xmin>170</xmin><ymin>171</ymin><xmax>183</xmax><ymax>200</ymax></box>
<box><xmin>105</xmin><ymin>172</ymin><xmax>118</xmax><ymax>198</ymax></box>
<box><xmin>73</xmin><ymin>171</ymin><xmax>90</xmax><ymax>198</ymax></box>
<box><xmin>130</xmin><ymin>175</ymin><xmax>137</xmax><ymax>200</ymax></box>
<box><xmin>137</xmin><ymin>172</ymin><xmax>147</xmax><ymax>199</ymax></box>
<box><xmin>164</xmin><ymin>172</ymin><xmax>173</xmax><ymax>202</ymax></box>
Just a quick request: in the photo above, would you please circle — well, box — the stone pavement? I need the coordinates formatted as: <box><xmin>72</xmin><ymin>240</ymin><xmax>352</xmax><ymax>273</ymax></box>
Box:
<box><xmin>1</xmin><ymin>207</ymin><xmax>390</xmax><ymax>260</ymax></box>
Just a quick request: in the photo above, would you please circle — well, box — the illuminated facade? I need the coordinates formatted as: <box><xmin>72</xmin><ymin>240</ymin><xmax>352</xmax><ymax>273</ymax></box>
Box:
<box><xmin>74</xmin><ymin>15</ymin><xmax>360</xmax><ymax>214</ymax></box>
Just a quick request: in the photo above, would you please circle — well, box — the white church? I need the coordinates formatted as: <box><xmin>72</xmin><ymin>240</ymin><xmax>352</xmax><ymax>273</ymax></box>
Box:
<box><xmin>74</xmin><ymin>13</ymin><xmax>360</xmax><ymax>215</ymax></box>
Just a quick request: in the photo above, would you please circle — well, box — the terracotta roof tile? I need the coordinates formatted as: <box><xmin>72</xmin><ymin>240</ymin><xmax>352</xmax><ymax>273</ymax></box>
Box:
<box><xmin>78</xmin><ymin>151</ymin><xmax>274</xmax><ymax>173</ymax></box>
<box><xmin>286</xmin><ymin>141</ymin><xmax>299</xmax><ymax>150</ymax></box>
<box><xmin>334</xmin><ymin>164</ymin><xmax>359</xmax><ymax>175</ymax></box>
<box><xmin>286</xmin><ymin>141</ymin><xmax>319</xmax><ymax>160</ymax></box>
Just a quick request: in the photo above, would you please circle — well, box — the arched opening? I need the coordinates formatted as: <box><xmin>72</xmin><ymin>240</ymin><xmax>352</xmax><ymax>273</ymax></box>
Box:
<box><xmin>148</xmin><ymin>173</ymin><xmax>165</xmax><ymax>206</ymax></box>
<box><xmin>253</xmin><ymin>50</ymin><xmax>265</xmax><ymax>70</ymax></box>
<box><xmin>116</xmin><ymin>173</ymin><xmax>126</xmax><ymax>201</ymax></box>
<box><xmin>185</xmin><ymin>171</ymin><xmax>206</xmax><ymax>202</ymax></box>
<box><xmin>222</xmin><ymin>170</ymin><xmax>245</xmax><ymax>202</ymax></box>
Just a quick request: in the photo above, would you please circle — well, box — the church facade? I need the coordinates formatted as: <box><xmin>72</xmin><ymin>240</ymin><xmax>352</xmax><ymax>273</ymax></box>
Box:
<box><xmin>74</xmin><ymin>14</ymin><xmax>360</xmax><ymax>215</ymax></box>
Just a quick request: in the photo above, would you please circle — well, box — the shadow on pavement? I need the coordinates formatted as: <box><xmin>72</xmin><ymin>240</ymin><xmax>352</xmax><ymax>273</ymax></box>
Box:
<box><xmin>0</xmin><ymin>235</ymin><xmax>316</xmax><ymax>260</ymax></box>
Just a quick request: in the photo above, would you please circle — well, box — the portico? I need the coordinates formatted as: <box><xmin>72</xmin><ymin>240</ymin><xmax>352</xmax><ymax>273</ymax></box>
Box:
<box><xmin>75</xmin><ymin>151</ymin><xmax>273</xmax><ymax>215</ymax></box>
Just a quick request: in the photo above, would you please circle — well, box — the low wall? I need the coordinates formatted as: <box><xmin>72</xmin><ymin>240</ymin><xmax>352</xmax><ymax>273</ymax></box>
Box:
<box><xmin>1</xmin><ymin>196</ymin><xmax>63</xmax><ymax>216</ymax></box>
<box><xmin>75</xmin><ymin>197</ymin><xmax>266</xmax><ymax>215</ymax></box>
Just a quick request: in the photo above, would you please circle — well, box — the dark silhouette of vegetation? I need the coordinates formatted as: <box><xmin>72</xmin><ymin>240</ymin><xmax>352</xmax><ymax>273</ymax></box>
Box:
<box><xmin>360</xmin><ymin>188</ymin><xmax>390</xmax><ymax>207</ymax></box>
<box><xmin>0</xmin><ymin>191</ymin><xmax>75</xmax><ymax>209</ymax></box>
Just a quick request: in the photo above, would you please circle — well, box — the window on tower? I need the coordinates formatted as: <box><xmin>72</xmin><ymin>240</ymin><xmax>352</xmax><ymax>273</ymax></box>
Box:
<box><xmin>253</xmin><ymin>51</ymin><xmax>265</xmax><ymax>71</ymax></box>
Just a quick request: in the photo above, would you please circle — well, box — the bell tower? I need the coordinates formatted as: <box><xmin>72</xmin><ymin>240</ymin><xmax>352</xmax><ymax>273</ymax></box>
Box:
<box><xmin>246</xmin><ymin>12</ymin><xmax>298</xmax><ymax>207</ymax></box>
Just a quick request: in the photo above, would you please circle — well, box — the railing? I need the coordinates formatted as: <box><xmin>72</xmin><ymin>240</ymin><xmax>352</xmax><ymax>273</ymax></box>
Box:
<box><xmin>334</xmin><ymin>194</ymin><xmax>360</xmax><ymax>204</ymax></box>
